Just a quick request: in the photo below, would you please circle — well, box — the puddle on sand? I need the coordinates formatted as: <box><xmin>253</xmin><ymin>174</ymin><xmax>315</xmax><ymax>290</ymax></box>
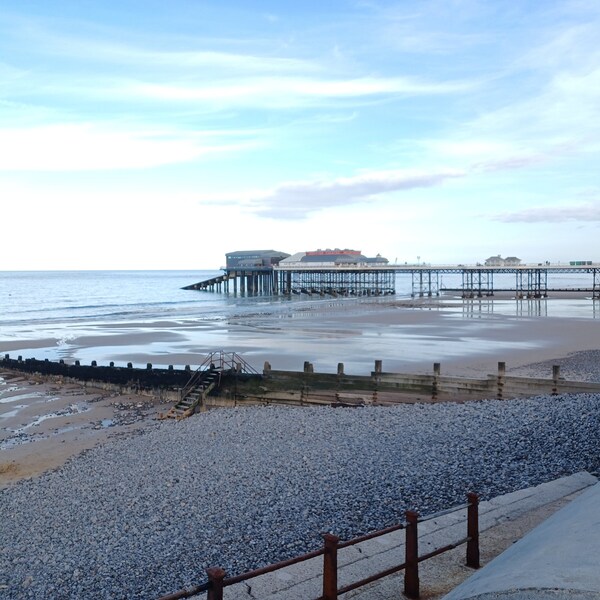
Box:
<box><xmin>55</xmin><ymin>425</ymin><xmax>78</xmax><ymax>434</ymax></box>
<box><xmin>10</xmin><ymin>404</ymin><xmax>89</xmax><ymax>433</ymax></box>
<box><xmin>0</xmin><ymin>386</ymin><xmax>23</xmax><ymax>400</ymax></box>
<box><xmin>0</xmin><ymin>432</ymin><xmax>45</xmax><ymax>450</ymax></box>
<box><xmin>0</xmin><ymin>391</ymin><xmax>47</xmax><ymax>404</ymax></box>
<box><xmin>0</xmin><ymin>406</ymin><xmax>27</xmax><ymax>419</ymax></box>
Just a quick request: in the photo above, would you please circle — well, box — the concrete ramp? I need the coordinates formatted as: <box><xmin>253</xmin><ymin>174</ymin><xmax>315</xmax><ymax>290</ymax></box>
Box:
<box><xmin>443</xmin><ymin>480</ymin><xmax>600</xmax><ymax>600</ymax></box>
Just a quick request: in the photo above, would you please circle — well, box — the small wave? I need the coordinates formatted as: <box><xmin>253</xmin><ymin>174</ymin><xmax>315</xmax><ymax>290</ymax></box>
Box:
<box><xmin>56</xmin><ymin>335</ymin><xmax>76</xmax><ymax>346</ymax></box>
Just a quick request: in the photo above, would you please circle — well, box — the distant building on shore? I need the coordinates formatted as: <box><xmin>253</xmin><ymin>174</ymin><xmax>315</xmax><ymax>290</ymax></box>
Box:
<box><xmin>484</xmin><ymin>255</ymin><xmax>522</xmax><ymax>267</ymax></box>
<box><xmin>280</xmin><ymin>248</ymin><xmax>389</xmax><ymax>267</ymax></box>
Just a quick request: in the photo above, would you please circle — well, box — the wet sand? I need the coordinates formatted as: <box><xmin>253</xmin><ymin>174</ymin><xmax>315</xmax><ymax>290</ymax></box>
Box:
<box><xmin>0</xmin><ymin>372</ymin><xmax>170</xmax><ymax>488</ymax></box>
<box><xmin>1</xmin><ymin>295</ymin><xmax>599</xmax><ymax>377</ymax></box>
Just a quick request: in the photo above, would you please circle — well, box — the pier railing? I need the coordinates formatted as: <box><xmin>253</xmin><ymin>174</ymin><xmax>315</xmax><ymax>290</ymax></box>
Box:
<box><xmin>157</xmin><ymin>492</ymin><xmax>480</xmax><ymax>600</ymax></box>
<box><xmin>184</xmin><ymin>263</ymin><xmax>600</xmax><ymax>298</ymax></box>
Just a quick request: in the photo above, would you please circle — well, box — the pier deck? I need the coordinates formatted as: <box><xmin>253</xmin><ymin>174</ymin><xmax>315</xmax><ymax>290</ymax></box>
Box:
<box><xmin>183</xmin><ymin>264</ymin><xmax>600</xmax><ymax>299</ymax></box>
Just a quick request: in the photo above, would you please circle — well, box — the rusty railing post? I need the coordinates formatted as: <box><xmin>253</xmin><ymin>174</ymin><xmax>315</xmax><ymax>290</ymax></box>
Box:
<box><xmin>206</xmin><ymin>567</ymin><xmax>226</xmax><ymax>600</ymax></box>
<box><xmin>404</xmin><ymin>510</ymin><xmax>420</xmax><ymax>599</ymax></box>
<box><xmin>322</xmin><ymin>533</ymin><xmax>339</xmax><ymax>600</ymax></box>
<box><xmin>466</xmin><ymin>492</ymin><xmax>480</xmax><ymax>569</ymax></box>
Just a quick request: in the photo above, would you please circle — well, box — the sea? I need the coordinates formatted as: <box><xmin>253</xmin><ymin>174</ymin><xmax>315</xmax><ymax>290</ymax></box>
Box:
<box><xmin>0</xmin><ymin>270</ymin><xmax>598</xmax><ymax>374</ymax></box>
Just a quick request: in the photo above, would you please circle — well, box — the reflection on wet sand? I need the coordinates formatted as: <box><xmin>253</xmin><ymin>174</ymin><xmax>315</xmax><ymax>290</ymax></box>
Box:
<box><xmin>0</xmin><ymin>296</ymin><xmax>599</xmax><ymax>377</ymax></box>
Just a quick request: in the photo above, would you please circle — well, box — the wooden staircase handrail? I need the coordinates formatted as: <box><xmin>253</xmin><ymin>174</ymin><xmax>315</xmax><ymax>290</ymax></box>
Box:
<box><xmin>180</xmin><ymin>354</ymin><xmax>219</xmax><ymax>401</ymax></box>
<box><xmin>172</xmin><ymin>352</ymin><xmax>258</xmax><ymax>415</ymax></box>
<box><xmin>182</xmin><ymin>351</ymin><xmax>259</xmax><ymax>397</ymax></box>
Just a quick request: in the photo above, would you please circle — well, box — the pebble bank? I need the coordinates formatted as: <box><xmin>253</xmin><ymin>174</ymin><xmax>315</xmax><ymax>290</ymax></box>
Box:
<box><xmin>1</xmin><ymin>393</ymin><xmax>599</xmax><ymax>599</ymax></box>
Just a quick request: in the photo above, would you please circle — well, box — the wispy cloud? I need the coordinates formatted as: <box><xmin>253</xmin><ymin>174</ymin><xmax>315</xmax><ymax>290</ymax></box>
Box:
<box><xmin>0</xmin><ymin>124</ymin><xmax>256</xmax><ymax>171</ymax></box>
<box><xmin>471</xmin><ymin>139</ymin><xmax>584</xmax><ymax>173</ymax></box>
<box><xmin>248</xmin><ymin>168</ymin><xmax>465</xmax><ymax>219</ymax></box>
<box><xmin>465</xmin><ymin>21</ymin><xmax>600</xmax><ymax>148</ymax></box>
<box><xmin>0</xmin><ymin>60</ymin><xmax>25</xmax><ymax>83</ymax></box>
<box><xmin>120</xmin><ymin>75</ymin><xmax>472</xmax><ymax>110</ymax></box>
<box><xmin>34</xmin><ymin>33</ymin><xmax>320</xmax><ymax>74</ymax></box>
<box><xmin>0</xmin><ymin>14</ymin><xmax>476</xmax><ymax>115</ymax></box>
<box><xmin>492</xmin><ymin>202</ymin><xmax>600</xmax><ymax>223</ymax></box>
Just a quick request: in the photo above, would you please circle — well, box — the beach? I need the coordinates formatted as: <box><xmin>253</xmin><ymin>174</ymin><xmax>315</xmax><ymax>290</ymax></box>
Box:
<box><xmin>1</xmin><ymin>293</ymin><xmax>600</xmax><ymax>598</ymax></box>
<box><xmin>2</xmin><ymin>293</ymin><xmax>599</xmax><ymax>376</ymax></box>
<box><xmin>2</xmin><ymin>295</ymin><xmax>600</xmax><ymax>488</ymax></box>
<box><xmin>0</xmin><ymin>372</ymin><xmax>169</xmax><ymax>487</ymax></box>
<box><xmin>1</xmin><ymin>382</ymin><xmax>599</xmax><ymax>598</ymax></box>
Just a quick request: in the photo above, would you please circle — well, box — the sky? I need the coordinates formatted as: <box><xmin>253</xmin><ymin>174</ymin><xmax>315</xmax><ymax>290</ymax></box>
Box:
<box><xmin>1</xmin><ymin>0</ymin><xmax>599</xmax><ymax>270</ymax></box>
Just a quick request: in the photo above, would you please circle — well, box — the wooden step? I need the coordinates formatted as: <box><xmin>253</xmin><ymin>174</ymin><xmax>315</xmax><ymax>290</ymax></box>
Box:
<box><xmin>161</xmin><ymin>368</ymin><xmax>222</xmax><ymax>420</ymax></box>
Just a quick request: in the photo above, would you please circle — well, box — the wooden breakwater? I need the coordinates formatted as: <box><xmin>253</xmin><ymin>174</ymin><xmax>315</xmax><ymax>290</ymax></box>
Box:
<box><xmin>205</xmin><ymin>359</ymin><xmax>600</xmax><ymax>408</ymax></box>
<box><xmin>3</xmin><ymin>354</ymin><xmax>600</xmax><ymax>409</ymax></box>
<box><xmin>0</xmin><ymin>354</ymin><xmax>195</xmax><ymax>402</ymax></box>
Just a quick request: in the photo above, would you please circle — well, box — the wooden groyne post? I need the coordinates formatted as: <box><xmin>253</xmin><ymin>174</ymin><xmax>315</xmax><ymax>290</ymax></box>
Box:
<box><xmin>432</xmin><ymin>362</ymin><xmax>440</xmax><ymax>400</ymax></box>
<box><xmin>373</xmin><ymin>360</ymin><xmax>383</xmax><ymax>404</ymax></box>
<box><xmin>552</xmin><ymin>365</ymin><xmax>560</xmax><ymax>395</ymax></box>
<box><xmin>497</xmin><ymin>361</ymin><xmax>506</xmax><ymax>400</ymax></box>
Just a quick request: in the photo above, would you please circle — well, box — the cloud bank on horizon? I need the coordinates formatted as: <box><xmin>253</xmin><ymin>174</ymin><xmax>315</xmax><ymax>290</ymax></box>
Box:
<box><xmin>0</xmin><ymin>0</ymin><xmax>599</xmax><ymax>269</ymax></box>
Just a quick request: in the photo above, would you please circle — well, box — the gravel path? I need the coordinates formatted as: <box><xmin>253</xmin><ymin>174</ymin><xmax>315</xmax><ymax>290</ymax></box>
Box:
<box><xmin>1</xmin><ymin>394</ymin><xmax>599</xmax><ymax>599</ymax></box>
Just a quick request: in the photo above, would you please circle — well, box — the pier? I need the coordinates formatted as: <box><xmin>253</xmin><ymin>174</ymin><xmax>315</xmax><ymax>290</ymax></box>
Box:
<box><xmin>399</xmin><ymin>264</ymin><xmax>600</xmax><ymax>299</ymax></box>
<box><xmin>184</xmin><ymin>261</ymin><xmax>600</xmax><ymax>299</ymax></box>
<box><xmin>183</xmin><ymin>250</ymin><xmax>284</xmax><ymax>294</ymax></box>
<box><xmin>182</xmin><ymin>267</ymin><xmax>276</xmax><ymax>294</ymax></box>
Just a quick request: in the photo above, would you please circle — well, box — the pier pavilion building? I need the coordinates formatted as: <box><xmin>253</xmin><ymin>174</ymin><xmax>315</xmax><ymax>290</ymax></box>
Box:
<box><xmin>275</xmin><ymin>249</ymin><xmax>394</xmax><ymax>296</ymax></box>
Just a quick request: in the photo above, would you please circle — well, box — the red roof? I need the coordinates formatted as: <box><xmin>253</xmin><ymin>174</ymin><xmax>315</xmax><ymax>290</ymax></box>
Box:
<box><xmin>305</xmin><ymin>249</ymin><xmax>361</xmax><ymax>256</ymax></box>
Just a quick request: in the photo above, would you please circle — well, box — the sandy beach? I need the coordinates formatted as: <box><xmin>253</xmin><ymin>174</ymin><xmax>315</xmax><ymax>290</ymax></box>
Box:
<box><xmin>0</xmin><ymin>372</ymin><xmax>170</xmax><ymax>488</ymax></box>
<box><xmin>1</xmin><ymin>296</ymin><xmax>599</xmax><ymax>489</ymax></box>
<box><xmin>1</xmin><ymin>294</ymin><xmax>599</xmax><ymax>377</ymax></box>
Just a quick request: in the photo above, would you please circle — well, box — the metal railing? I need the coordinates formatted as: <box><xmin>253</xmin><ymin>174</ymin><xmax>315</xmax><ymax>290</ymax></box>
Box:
<box><xmin>158</xmin><ymin>492</ymin><xmax>480</xmax><ymax>600</ymax></box>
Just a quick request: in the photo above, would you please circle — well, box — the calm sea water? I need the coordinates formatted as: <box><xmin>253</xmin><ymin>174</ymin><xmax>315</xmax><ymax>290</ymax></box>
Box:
<box><xmin>0</xmin><ymin>270</ymin><xmax>597</xmax><ymax>372</ymax></box>
<box><xmin>0</xmin><ymin>270</ymin><xmax>226</xmax><ymax>326</ymax></box>
<box><xmin>0</xmin><ymin>270</ymin><xmax>417</xmax><ymax>328</ymax></box>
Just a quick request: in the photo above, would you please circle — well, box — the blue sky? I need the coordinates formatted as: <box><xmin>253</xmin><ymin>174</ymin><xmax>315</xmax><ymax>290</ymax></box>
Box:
<box><xmin>1</xmin><ymin>0</ymin><xmax>599</xmax><ymax>270</ymax></box>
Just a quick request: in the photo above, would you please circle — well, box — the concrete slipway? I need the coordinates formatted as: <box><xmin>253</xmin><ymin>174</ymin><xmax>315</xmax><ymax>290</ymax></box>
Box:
<box><xmin>443</xmin><ymin>475</ymin><xmax>600</xmax><ymax>600</ymax></box>
<box><xmin>205</xmin><ymin>471</ymin><xmax>597</xmax><ymax>599</ymax></box>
